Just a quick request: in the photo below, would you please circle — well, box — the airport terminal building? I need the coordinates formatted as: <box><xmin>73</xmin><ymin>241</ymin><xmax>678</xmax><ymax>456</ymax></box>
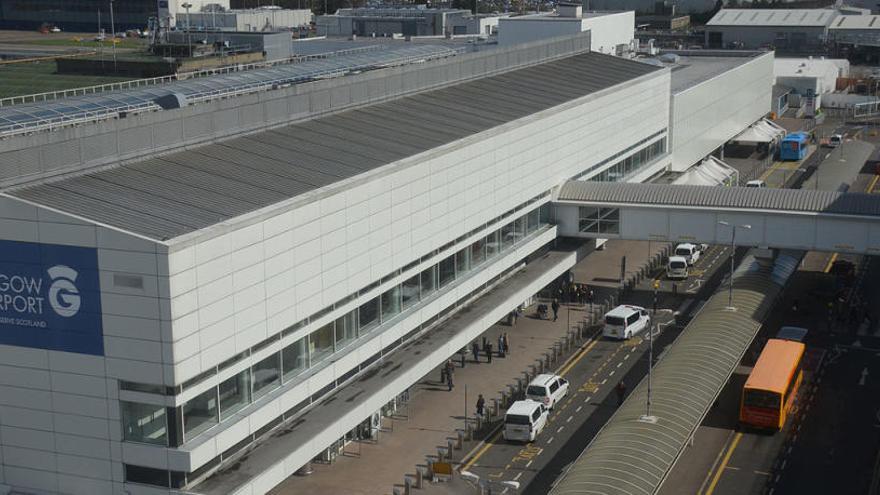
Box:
<box><xmin>0</xmin><ymin>33</ymin><xmax>772</xmax><ymax>495</ymax></box>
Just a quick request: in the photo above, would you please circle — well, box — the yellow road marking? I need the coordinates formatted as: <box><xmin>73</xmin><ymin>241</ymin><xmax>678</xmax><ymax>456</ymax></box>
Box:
<box><xmin>868</xmin><ymin>174</ymin><xmax>880</xmax><ymax>194</ymax></box>
<box><xmin>758</xmin><ymin>161</ymin><xmax>784</xmax><ymax>181</ymax></box>
<box><xmin>558</xmin><ymin>336</ymin><xmax>600</xmax><ymax>377</ymax></box>
<box><xmin>823</xmin><ymin>253</ymin><xmax>838</xmax><ymax>273</ymax></box>
<box><xmin>704</xmin><ymin>432</ymin><xmax>743</xmax><ymax>495</ymax></box>
<box><xmin>462</xmin><ymin>429</ymin><xmax>503</xmax><ymax>471</ymax></box>
<box><xmin>579</xmin><ymin>381</ymin><xmax>600</xmax><ymax>393</ymax></box>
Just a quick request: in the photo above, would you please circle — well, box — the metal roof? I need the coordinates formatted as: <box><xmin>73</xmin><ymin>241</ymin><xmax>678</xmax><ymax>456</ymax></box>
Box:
<box><xmin>549</xmin><ymin>250</ymin><xmax>801</xmax><ymax>495</ymax></box>
<box><xmin>6</xmin><ymin>52</ymin><xmax>661</xmax><ymax>242</ymax></box>
<box><xmin>830</xmin><ymin>14</ymin><xmax>880</xmax><ymax>29</ymax></box>
<box><xmin>556</xmin><ymin>181</ymin><xmax>880</xmax><ymax>217</ymax></box>
<box><xmin>0</xmin><ymin>44</ymin><xmax>462</xmax><ymax>137</ymax></box>
<box><xmin>706</xmin><ymin>8</ymin><xmax>837</xmax><ymax>27</ymax></box>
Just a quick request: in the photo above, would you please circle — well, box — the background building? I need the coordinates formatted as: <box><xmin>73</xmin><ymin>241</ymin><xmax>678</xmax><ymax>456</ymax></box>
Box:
<box><xmin>180</xmin><ymin>8</ymin><xmax>312</xmax><ymax>32</ymax></box>
<box><xmin>316</xmin><ymin>6</ymin><xmax>498</xmax><ymax>37</ymax></box>
<box><xmin>0</xmin><ymin>0</ymin><xmax>230</xmax><ymax>31</ymax></box>
<box><xmin>775</xmin><ymin>56</ymin><xmax>850</xmax><ymax>112</ymax></box>
<box><xmin>498</xmin><ymin>6</ymin><xmax>635</xmax><ymax>55</ymax></box>
<box><xmin>704</xmin><ymin>8</ymin><xmax>840</xmax><ymax>51</ymax></box>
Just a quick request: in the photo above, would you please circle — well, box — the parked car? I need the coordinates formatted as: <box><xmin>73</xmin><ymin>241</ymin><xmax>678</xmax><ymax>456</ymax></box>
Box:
<box><xmin>827</xmin><ymin>134</ymin><xmax>843</xmax><ymax>148</ymax></box>
<box><xmin>526</xmin><ymin>374</ymin><xmax>569</xmax><ymax>410</ymax></box>
<box><xmin>503</xmin><ymin>400</ymin><xmax>548</xmax><ymax>442</ymax></box>
<box><xmin>674</xmin><ymin>242</ymin><xmax>704</xmax><ymax>266</ymax></box>
<box><xmin>603</xmin><ymin>304</ymin><xmax>651</xmax><ymax>340</ymax></box>
<box><xmin>666</xmin><ymin>255</ymin><xmax>689</xmax><ymax>280</ymax></box>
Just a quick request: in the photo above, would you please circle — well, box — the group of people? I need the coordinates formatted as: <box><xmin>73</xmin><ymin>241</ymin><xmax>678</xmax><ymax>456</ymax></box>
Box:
<box><xmin>442</xmin><ymin>334</ymin><xmax>513</xmax><ymax>392</ymax></box>
<box><xmin>555</xmin><ymin>282</ymin><xmax>595</xmax><ymax>306</ymax></box>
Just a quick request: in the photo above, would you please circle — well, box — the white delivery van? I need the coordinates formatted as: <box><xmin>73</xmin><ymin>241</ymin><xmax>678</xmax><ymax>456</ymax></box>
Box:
<box><xmin>503</xmin><ymin>400</ymin><xmax>548</xmax><ymax>442</ymax></box>
<box><xmin>526</xmin><ymin>374</ymin><xmax>569</xmax><ymax>410</ymax></box>
<box><xmin>674</xmin><ymin>243</ymin><xmax>702</xmax><ymax>266</ymax></box>
<box><xmin>745</xmin><ymin>180</ymin><xmax>766</xmax><ymax>188</ymax></box>
<box><xmin>828</xmin><ymin>134</ymin><xmax>843</xmax><ymax>148</ymax></box>
<box><xmin>666</xmin><ymin>255</ymin><xmax>689</xmax><ymax>280</ymax></box>
<box><xmin>603</xmin><ymin>305</ymin><xmax>651</xmax><ymax>340</ymax></box>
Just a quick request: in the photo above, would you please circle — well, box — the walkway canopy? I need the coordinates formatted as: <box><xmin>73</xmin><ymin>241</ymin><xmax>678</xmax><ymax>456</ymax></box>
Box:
<box><xmin>732</xmin><ymin>118</ymin><xmax>786</xmax><ymax>144</ymax></box>
<box><xmin>671</xmin><ymin>156</ymin><xmax>738</xmax><ymax>187</ymax></box>
<box><xmin>548</xmin><ymin>251</ymin><xmax>801</xmax><ymax>495</ymax></box>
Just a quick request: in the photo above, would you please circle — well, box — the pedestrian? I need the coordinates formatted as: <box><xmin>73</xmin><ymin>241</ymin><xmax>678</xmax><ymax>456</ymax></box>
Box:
<box><xmin>445</xmin><ymin>359</ymin><xmax>455</xmax><ymax>378</ymax></box>
<box><xmin>472</xmin><ymin>341</ymin><xmax>480</xmax><ymax>363</ymax></box>
<box><xmin>615</xmin><ymin>380</ymin><xmax>627</xmax><ymax>407</ymax></box>
<box><xmin>498</xmin><ymin>334</ymin><xmax>505</xmax><ymax>358</ymax></box>
<box><xmin>502</xmin><ymin>333</ymin><xmax>510</xmax><ymax>356</ymax></box>
<box><xmin>551</xmin><ymin>298</ymin><xmax>560</xmax><ymax>322</ymax></box>
<box><xmin>448</xmin><ymin>371</ymin><xmax>454</xmax><ymax>391</ymax></box>
<box><xmin>476</xmin><ymin>394</ymin><xmax>485</xmax><ymax>417</ymax></box>
<box><xmin>460</xmin><ymin>348</ymin><xmax>466</xmax><ymax>368</ymax></box>
<box><xmin>510</xmin><ymin>309</ymin><xmax>518</xmax><ymax>327</ymax></box>
<box><xmin>486</xmin><ymin>342</ymin><xmax>493</xmax><ymax>363</ymax></box>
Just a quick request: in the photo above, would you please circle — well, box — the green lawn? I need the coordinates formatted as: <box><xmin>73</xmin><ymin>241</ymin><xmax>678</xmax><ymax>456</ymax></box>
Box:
<box><xmin>0</xmin><ymin>60</ymin><xmax>134</xmax><ymax>99</ymax></box>
<box><xmin>23</xmin><ymin>37</ymin><xmax>146</xmax><ymax>49</ymax></box>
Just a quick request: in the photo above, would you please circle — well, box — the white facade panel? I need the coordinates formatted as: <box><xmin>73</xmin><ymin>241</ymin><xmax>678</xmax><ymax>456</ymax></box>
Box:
<box><xmin>670</xmin><ymin>53</ymin><xmax>774</xmax><ymax>171</ymax></box>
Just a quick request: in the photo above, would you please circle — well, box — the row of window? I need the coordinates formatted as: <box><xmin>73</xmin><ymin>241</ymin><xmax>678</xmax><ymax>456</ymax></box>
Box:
<box><xmin>578</xmin><ymin>207</ymin><xmax>621</xmax><ymax>235</ymax></box>
<box><xmin>122</xmin><ymin>203</ymin><xmax>552</xmax><ymax>447</ymax></box>
<box><xmin>571</xmin><ymin>129</ymin><xmax>667</xmax><ymax>181</ymax></box>
<box><xmin>120</xmin><ymin>191</ymin><xmax>553</xmax><ymax>399</ymax></box>
<box><xmin>591</xmin><ymin>138</ymin><xmax>667</xmax><ymax>183</ymax></box>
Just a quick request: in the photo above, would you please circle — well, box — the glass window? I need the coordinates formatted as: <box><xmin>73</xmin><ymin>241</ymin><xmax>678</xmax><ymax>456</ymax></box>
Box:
<box><xmin>513</xmin><ymin>217</ymin><xmax>526</xmax><ymax>243</ymax></box>
<box><xmin>485</xmin><ymin>230</ymin><xmax>500</xmax><ymax>259</ymax></box>
<box><xmin>309</xmin><ymin>322</ymin><xmax>335</xmax><ymax>364</ymax></box>
<box><xmin>438</xmin><ymin>255</ymin><xmax>456</xmax><ymax>288</ymax></box>
<box><xmin>282</xmin><ymin>337</ymin><xmax>309</xmax><ymax>381</ymax></box>
<box><xmin>470</xmin><ymin>239</ymin><xmax>486</xmax><ymax>267</ymax></box>
<box><xmin>125</xmin><ymin>464</ymin><xmax>170</xmax><ymax>488</ymax></box>
<box><xmin>455</xmin><ymin>248</ymin><xmax>470</xmax><ymax>274</ymax></box>
<box><xmin>183</xmin><ymin>388</ymin><xmax>218</xmax><ymax>440</ymax></box>
<box><xmin>527</xmin><ymin>208</ymin><xmax>541</xmax><ymax>233</ymax></box>
<box><xmin>401</xmin><ymin>274</ymin><xmax>420</xmax><ymax>310</ymax></box>
<box><xmin>358</xmin><ymin>297</ymin><xmax>380</xmax><ymax>333</ymax></box>
<box><xmin>335</xmin><ymin>311</ymin><xmax>357</xmax><ymax>349</ymax></box>
<box><xmin>121</xmin><ymin>402</ymin><xmax>167</xmax><ymax>446</ymax></box>
<box><xmin>501</xmin><ymin>222</ymin><xmax>515</xmax><ymax>250</ymax></box>
<box><xmin>218</xmin><ymin>369</ymin><xmax>251</xmax><ymax>420</ymax></box>
<box><xmin>252</xmin><ymin>353</ymin><xmax>280</xmax><ymax>400</ymax></box>
<box><xmin>420</xmin><ymin>266</ymin><xmax>437</xmax><ymax>297</ymax></box>
<box><xmin>540</xmin><ymin>203</ymin><xmax>551</xmax><ymax>223</ymax></box>
<box><xmin>381</xmin><ymin>285</ymin><xmax>401</xmax><ymax>322</ymax></box>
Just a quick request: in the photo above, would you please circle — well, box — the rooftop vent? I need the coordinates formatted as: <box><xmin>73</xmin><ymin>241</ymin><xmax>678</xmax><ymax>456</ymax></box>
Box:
<box><xmin>557</xmin><ymin>3</ymin><xmax>582</xmax><ymax>18</ymax></box>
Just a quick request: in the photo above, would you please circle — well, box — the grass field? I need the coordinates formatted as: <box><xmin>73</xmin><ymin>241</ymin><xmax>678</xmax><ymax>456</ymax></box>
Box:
<box><xmin>22</xmin><ymin>37</ymin><xmax>146</xmax><ymax>49</ymax></box>
<box><xmin>0</xmin><ymin>60</ymin><xmax>133</xmax><ymax>99</ymax></box>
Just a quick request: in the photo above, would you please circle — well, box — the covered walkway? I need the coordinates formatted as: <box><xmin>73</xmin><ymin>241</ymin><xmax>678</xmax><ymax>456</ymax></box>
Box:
<box><xmin>554</xmin><ymin>181</ymin><xmax>880</xmax><ymax>254</ymax></box>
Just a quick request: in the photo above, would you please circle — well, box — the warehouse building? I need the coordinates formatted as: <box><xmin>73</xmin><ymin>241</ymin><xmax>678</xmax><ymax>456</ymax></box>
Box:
<box><xmin>180</xmin><ymin>8</ymin><xmax>313</xmax><ymax>32</ymax></box>
<box><xmin>0</xmin><ymin>29</ymin><xmax>773</xmax><ymax>495</ymax></box>
<box><xmin>316</xmin><ymin>6</ymin><xmax>500</xmax><ymax>37</ymax></box>
<box><xmin>0</xmin><ymin>0</ymin><xmax>228</xmax><ymax>31</ymax></box>
<box><xmin>705</xmin><ymin>8</ymin><xmax>840</xmax><ymax>51</ymax></box>
<box><xmin>498</xmin><ymin>5</ymin><xmax>635</xmax><ymax>55</ymax></box>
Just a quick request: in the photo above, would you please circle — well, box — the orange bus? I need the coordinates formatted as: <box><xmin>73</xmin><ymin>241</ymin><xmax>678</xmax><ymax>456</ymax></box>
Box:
<box><xmin>739</xmin><ymin>338</ymin><xmax>805</xmax><ymax>430</ymax></box>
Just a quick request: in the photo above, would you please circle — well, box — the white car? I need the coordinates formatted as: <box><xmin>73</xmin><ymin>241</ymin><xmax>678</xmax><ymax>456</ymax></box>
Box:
<box><xmin>49</xmin><ymin>26</ymin><xmax>62</xmax><ymax>33</ymax></box>
<box><xmin>666</xmin><ymin>255</ymin><xmax>688</xmax><ymax>280</ymax></box>
<box><xmin>828</xmin><ymin>134</ymin><xmax>843</xmax><ymax>148</ymax></box>
<box><xmin>745</xmin><ymin>179</ymin><xmax>766</xmax><ymax>188</ymax></box>
<box><xmin>525</xmin><ymin>374</ymin><xmax>569</xmax><ymax>410</ymax></box>
<box><xmin>674</xmin><ymin>243</ymin><xmax>703</xmax><ymax>266</ymax></box>
<box><xmin>603</xmin><ymin>305</ymin><xmax>651</xmax><ymax>340</ymax></box>
<box><xmin>503</xmin><ymin>400</ymin><xmax>548</xmax><ymax>442</ymax></box>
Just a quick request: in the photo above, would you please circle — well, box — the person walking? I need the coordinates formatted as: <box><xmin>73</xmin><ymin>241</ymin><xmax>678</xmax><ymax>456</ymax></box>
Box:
<box><xmin>551</xmin><ymin>298</ymin><xmax>560</xmax><ymax>322</ymax></box>
<box><xmin>472</xmin><ymin>341</ymin><xmax>481</xmax><ymax>364</ymax></box>
<box><xmin>447</xmin><ymin>370</ymin><xmax>454</xmax><ymax>391</ymax></box>
<box><xmin>615</xmin><ymin>380</ymin><xmax>627</xmax><ymax>407</ymax></box>
<box><xmin>510</xmin><ymin>309</ymin><xmax>518</xmax><ymax>327</ymax></box>
<box><xmin>445</xmin><ymin>359</ymin><xmax>455</xmax><ymax>379</ymax></box>
<box><xmin>486</xmin><ymin>342</ymin><xmax>493</xmax><ymax>363</ymax></box>
<box><xmin>502</xmin><ymin>333</ymin><xmax>510</xmax><ymax>356</ymax></box>
<box><xmin>459</xmin><ymin>348</ymin><xmax>466</xmax><ymax>368</ymax></box>
<box><xmin>476</xmin><ymin>394</ymin><xmax>485</xmax><ymax>418</ymax></box>
<box><xmin>498</xmin><ymin>334</ymin><xmax>505</xmax><ymax>358</ymax></box>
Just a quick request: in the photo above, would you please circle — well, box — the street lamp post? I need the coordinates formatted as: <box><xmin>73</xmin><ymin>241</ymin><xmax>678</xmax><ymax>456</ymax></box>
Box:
<box><xmin>109</xmin><ymin>0</ymin><xmax>117</xmax><ymax>71</ymax></box>
<box><xmin>182</xmin><ymin>2</ymin><xmax>193</xmax><ymax>58</ymax></box>
<box><xmin>718</xmin><ymin>221</ymin><xmax>751</xmax><ymax>311</ymax></box>
<box><xmin>638</xmin><ymin>279</ymin><xmax>660</xmax><ymax>424</ymax></box>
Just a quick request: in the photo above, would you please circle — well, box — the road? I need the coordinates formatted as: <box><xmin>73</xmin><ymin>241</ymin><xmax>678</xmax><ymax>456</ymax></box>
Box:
<box><xmin>659</xmin><ymin>125</ymin><xmax>880</xmax><ymax>495</ymax></box>
<box><xmin>456</xmin><ymin>244</ymin><xmax>732</xmax><ymax>494</ymax></box>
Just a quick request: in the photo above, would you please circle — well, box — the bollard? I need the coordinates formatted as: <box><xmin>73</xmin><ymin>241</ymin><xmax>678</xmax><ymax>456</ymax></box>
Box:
<box><xmin>492</xmin><ymin>398</ymin><xmax>500</xmax><ymax>417</ymax></box>
<box><xmin>437</xmin><ymin>448</ymin><xmax>445</xmax><ymax>463</ymax></box>
<box><xmin>415</xmin><ymin>466</ymin><xmax>424</xmax><ymax>489</ymax></box>
<box><xmin>404</xmin><ymin>476</ymin><xmax>412</xmax><ymax>495</ymax></box>
<box><xmin>448</xmin><ymin>439</ymin><xmax>455</xmax><ymax>460</ymax></box>
<box><xmin>426</xmin><ymin>458</ymin><xmax>434</xmax><ymax>479</ymax></box>
<box><xmin>500</xmin><ymin>389</ymin><xmax>509</xmax><ymax>408</ymax></box>
<box><xmin>456</xmin><ymin>430</ymin><xmax>464</xmax><ymax>449</ymax></box>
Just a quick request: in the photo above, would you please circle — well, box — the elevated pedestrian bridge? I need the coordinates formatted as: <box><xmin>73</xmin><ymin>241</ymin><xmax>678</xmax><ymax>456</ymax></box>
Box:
<box><xmin>553</xmin><ymin>181</ymin><xmax>880</xmax><ymax>255</ymax></box>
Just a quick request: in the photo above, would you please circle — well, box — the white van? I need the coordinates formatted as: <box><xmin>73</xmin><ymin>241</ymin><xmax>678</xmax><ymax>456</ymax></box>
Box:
<box><xmin>603</xmin><ymin>305</ymin><xmax>651</xmax><ymax>340</ymax></box>
<box><xmin>828</xmin><ymin>134</ymin><xmax>843</xmax><ymax>148</ymax></box>
<box><xmin>666</xmin><ymin>255</ymin><xmax>688</xmax><ymax>280</ymax></box>
<box><xmin>503</xmin><ymin>400</ymin><xmax>548</xmax><ymax>442</ymax></box>
<box><xmin>674</xmin><ymin>243</ymin><xmax>703</xmax><ymax>266</ymax></box>
<box><xmin>526</xmin><ymin>374</ymin><xmax>569</xmax><ymax>410</ymax></box>
<box><xmin>745</xmin><ymin>180</ymin><xmax>766</xmax><ymax>188</ymax></box>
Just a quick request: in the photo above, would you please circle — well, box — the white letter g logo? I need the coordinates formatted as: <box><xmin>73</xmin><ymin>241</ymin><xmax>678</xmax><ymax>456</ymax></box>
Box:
<box><xmin>47</xmin><ymin>265</ymin><xmax>81</xmax><ymax>318</ymax></box>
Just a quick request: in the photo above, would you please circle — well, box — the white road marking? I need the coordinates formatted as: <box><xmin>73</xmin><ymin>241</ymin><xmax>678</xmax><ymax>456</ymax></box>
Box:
<box><xmin>584</xmin><ymin>396</ymin><xmax>592</xmax><ymax>403</ymax></box>
<box><xmin>575</xmin><ymin>406</ymin><xmax>582</xmax><ymax>413</ymax></box>
<box><xmin>547</xmin><ymin>437</ymin><xmax>554</xmax><ymax>445</ymax></box>
<box><xmin>514</xmin><ymin>472</ymin><xmax>523</xmax><ymax>481</ymax></box>
<box><xmin>781</xmin><ymin>460</ymin><xmax>787</xmax><ymax>470</ymax></box>
<box><xmin>601</xmin><ymin>379</ymin><xmax>607</xmax><ymax>385</ymax></box>
<box><xmin>609</xmin><ymin>370</ymin><xmax>615</xmax><ymax>377</ymax></box>
<box><xmin>617</xmin><ymin>362</ymin><xmax>623</xmax><ymax>368</ymax></box>
<box><xmin>623</xmin><ymin>354</ymin><xmax>630</xmax><ymax>360</ymax></box>
<box><xmin>526</xmin><ymin>460</ymin><xmax>533</xmax><ymax>468</ymax></box>
<box><xmin>567</xmin><ymin>415</ymin><xmax>573</xmax><ymax>423</ymax></box>
<box><xmin>557</xmin><ymin>426</ymin><xmax>565</xmax><ymax>433</ymax></box>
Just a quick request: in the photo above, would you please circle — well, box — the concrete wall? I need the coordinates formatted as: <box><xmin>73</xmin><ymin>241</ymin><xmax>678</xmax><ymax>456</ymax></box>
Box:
<box><xmin>705</xmin><ymin>25</ymin><xmax>828</xmax><ymax>49</ymax></box>
<box><xmin>156</xmin><ymin>67</ymin><xmax>670</xmax><ymax>474</ymax></box>
<box><xmin>0</xmin><ymin>195</ymin><xmax>169</xmax><ymax>495</ymax></box>
<box><xmin>498</xmin><ymin>12</ymin><xmax>633</xmax><ymax>54</ymax></box>
<box><xmin>582</xmin><ymin>12</ymin><xmax>636</xmax><ymax>54</ymax></box>
<box><xmin>670</xmin><ymin>52</ymin><xmax>774</xmax><ymax>171</ymax></box>
<box><xmin>0</xmin><ymin>33</ymin><xmax>591</xmax><ymax>189</ymax></box>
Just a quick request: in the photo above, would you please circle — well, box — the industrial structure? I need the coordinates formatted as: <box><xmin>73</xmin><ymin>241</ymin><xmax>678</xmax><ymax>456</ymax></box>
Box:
<box><xmin>0</xmin><ymin>18</ymin><xmax>781</xmax><ymax>494</ymax></box>
<box><xmin>316</xmin><ymin>6</ymin><xmax>501</xmax><ymax>37</ymax></box>
<box><xmin>498</xmin><ymin>6</ymin><xmax>634</xmax><ymax>55</ymax></box>
<box><xmin>0</xmin><ymin>0</ymin><xmax>228</xmax><ymax>31</ymax></box>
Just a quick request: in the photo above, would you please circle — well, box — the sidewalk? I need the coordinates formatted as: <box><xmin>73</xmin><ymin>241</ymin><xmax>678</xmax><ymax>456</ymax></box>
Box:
<box><xmin>269</xmin><ymin>304</ymin><xmax>586</xmax><ymax>495</ymax></box>
<box><xmin>268</xmin><ymin>241</ymin><xmax>661</xmax><ymax>495</ymax></box>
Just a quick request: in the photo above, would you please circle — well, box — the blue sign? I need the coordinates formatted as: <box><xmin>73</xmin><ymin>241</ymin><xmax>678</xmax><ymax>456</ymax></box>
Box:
<box><xmin>0</xmin><ymin>241</ymin><xmax>103</xmax><ymax>356</ymax></box>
